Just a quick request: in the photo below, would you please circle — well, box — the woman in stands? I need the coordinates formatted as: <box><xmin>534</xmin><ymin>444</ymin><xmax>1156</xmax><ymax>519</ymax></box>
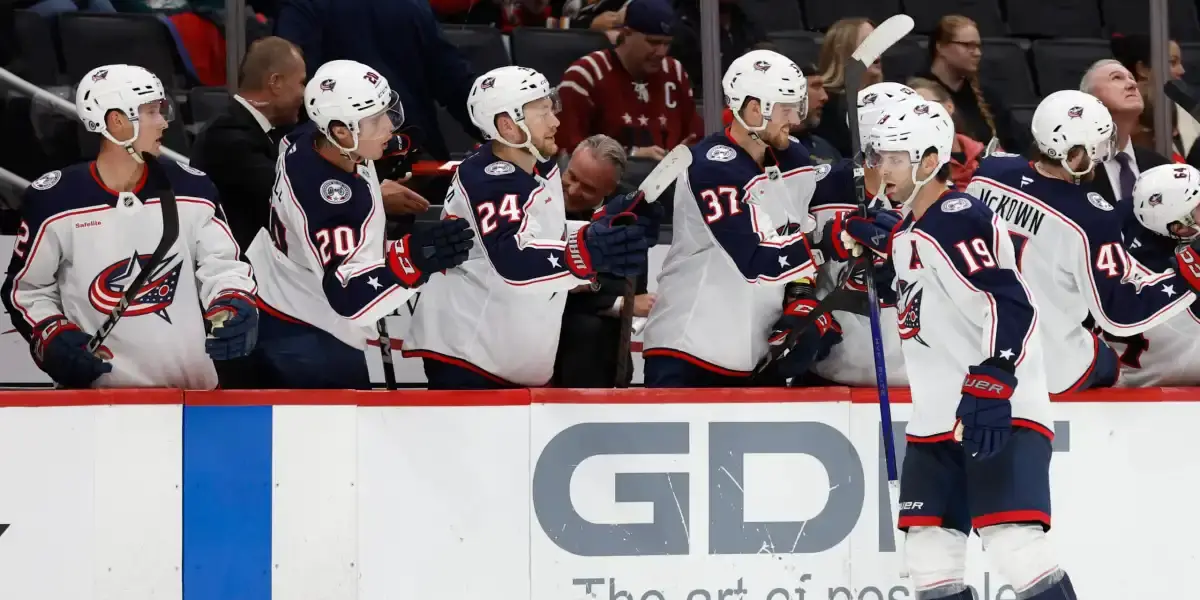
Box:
<box><xmin>918</xmin><ymin>15</ymin><xmax>1018</xmax><ymax>152</ymax></box>
<box><xmin>908</xmin><ymin>76</ymin><xmax>986</xmax><ymax>190</ymax></box>
<box><xmin>810</xmin><ymin>17</ymin><xmax>884</xmax><ymax>158</ymax></box>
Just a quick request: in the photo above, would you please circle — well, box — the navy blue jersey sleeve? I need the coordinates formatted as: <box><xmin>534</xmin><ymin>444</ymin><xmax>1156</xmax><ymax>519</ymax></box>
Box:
<box><xmin>689</xmin><ymin>167</ymin><xmax>818</xmax><ymax>284</ymax></box>
<box><xmin>918</xmin><ymin>195</ymin><xmax>1038</xmax><ymax>370</ymax></box>
<box><xmin>455</xmin><ymin>163</ymin><xmax>581</xmax><ymax>291</ymax></box>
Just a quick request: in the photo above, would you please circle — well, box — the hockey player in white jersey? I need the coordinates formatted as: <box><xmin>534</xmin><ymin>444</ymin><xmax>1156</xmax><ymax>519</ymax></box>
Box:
<box><xmin>246</xmin><ymin>59</ymin><xmax>475</xmax><ymax>389</ymax></box>
<box><xmin>641</xmin><ymin>49</ymin><xmax>844</xmax><ymax>387</ymax></box>
<box><xmin>1109</xmin><ymin>163</ymin><xmax>1200</xmax><ymax>385</ymax></box>
<box><xmin>0</xmin><ymin>64</ymin><xmax>257</xmax><ymax>389</ymax></box>
<box><xmin>402</xmin><ymin>66</ymin><xmax>649</xmax><ymax>389</ymax></box>
<box><xmin>967</xmin><ymin>90</ymin><xmax>1195</xmax><ymax>393</ymax></box>
<box><xmin>839</xmin><ymin>99</ymin><xmax>1078</xmax><ymax>599</ymax></box>
<box><xmin>808</xmin><ymin>81</ymin><xmax>919</xmax><ymax>387</ymax></box>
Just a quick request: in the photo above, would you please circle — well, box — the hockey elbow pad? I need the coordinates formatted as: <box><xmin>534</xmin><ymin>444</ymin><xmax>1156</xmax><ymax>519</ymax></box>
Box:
<box><xmin>1174</xmin><ymin>240</ymin><xmax>1200</xmax><ymax>293</ymax></box>
<box><xmin>31</xmin><ymin>316</ymin><xmax>113</xmax><ymax>388</ymax></box>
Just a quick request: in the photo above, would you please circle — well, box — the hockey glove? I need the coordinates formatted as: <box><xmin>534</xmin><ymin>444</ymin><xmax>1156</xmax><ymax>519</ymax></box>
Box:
<box><xmin>955</xmin><ymin>358</ymin><xmax>1017</xmax><ymax>460</ymax></box>
<box><xmin>1174</xmin><ymin>239</ymin><xmax>1200</xmax><ymax>293</ymax></box>
<box><xmin>566</xmin><ymin>216</ymin><xmax>649</xmax><ymax>279</ymax></box>
<box><xmin>31</xmin><ymin>316</ymin><xmax>113</xmax><ymax>388</ymax></box>
<box><xmin>205</xmin><ymin>292</ymin><xmax>259</xmax><ymax>361</ymax></box>
<box><xmin>595</xmin><ymin>191</ymin><xmax>667</xmax><ymax>243</ymax></box>
<box><xmin>821</xmin><ymin>208</ymin><xmax>903</xmax><ymax>261</ymax></box>
<box><xmin>769</xmin><ymin>297</ymin><xmax>843</xmax><ymax>379</ymax></box>
<box><xmin>849</xmin><ymin>257</ymin><xmax>899</xmax><ymax>306</ymax></box>
<box><xmin>388</xmin><ymin>218</ymin><xmax>476</xmax><ymax>287</ymax></box>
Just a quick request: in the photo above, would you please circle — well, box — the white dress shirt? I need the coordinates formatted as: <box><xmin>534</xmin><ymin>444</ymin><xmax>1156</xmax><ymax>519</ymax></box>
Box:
<box><xmin>233</xmin><ymin>94</ymin><xmax>272</xmax><ymax>134</ymax></box>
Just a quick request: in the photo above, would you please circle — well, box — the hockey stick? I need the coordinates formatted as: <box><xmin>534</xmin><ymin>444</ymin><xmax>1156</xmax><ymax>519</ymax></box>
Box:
<box><xmin>87</xmin><ymin>154</ymin><xmax>181</xmax><ymax>355</ymax></box>
<box><xmin>377</xmin><ymin>317</ymin><xmax>397</xmax><ymax>390</ymax></box>
<box><xmin>844</xmin><ymin>13</ymin><xmax>913</xmax><ymax>576</ymax></box>
<box><xmin>613</xmin><ymin>145</ymin><xmax>693</xmax><ymax>387</ymax></box>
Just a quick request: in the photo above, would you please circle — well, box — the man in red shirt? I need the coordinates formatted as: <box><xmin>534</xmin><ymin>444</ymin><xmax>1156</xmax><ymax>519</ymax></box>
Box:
<box><xmin>556</xmin><ymin>0</ymin><xmax>703</xmax><ymax>160</ymax></box>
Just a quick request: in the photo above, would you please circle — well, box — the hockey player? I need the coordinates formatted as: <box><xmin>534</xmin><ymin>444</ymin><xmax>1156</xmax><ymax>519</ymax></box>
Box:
<box><xmin>402</xmin><ymin>66</ymin><xmax>650</xmax><ymax>389</ymax></box>
<box><xmin>967</xmin><ymin>89</ymin><xmax>1195</xmax><ymax>393</ymax></box>
<box><xmin>1109</xmin><ymin>163</ymin><xmax>1200</xmax><ymax>385</ymax></box>
<box><xmin>839</xmin><ymin>99</ymin><xmax>1078</xmax><ymax>600</ymax></box>
<box><xmin>808</xmin><ymin>81</ymin><xmax>920</xmax><ymax>387</ymax></box>
<box><xmin>1</xmin><ymin>64</ymin><xmax>257</xmax><ymax>389</ymax></box>
<box><xmin>246</xmin><ymin>60</ymin><xmax>475</xmax><ymax>389</ymax></box>
<box><xmin>640</xmin><ymin>49</ymin><xmax>842</xmax><ymax>387</ymax></box>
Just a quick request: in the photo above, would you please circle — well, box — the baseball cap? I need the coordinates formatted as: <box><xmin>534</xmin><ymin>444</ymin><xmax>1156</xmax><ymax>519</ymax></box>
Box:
<box><xmin>624</xmin><ymin>0</ymin><xmax>674</xmax><ymax>36</ymax></box>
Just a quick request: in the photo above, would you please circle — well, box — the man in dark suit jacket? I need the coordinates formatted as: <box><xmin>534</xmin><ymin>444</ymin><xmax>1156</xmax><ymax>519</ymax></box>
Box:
<box><xmin>553</xmin><ymin>135</ymin><xmax>656</xmax><ymax>387</ymax></box>
<box><xmin>191</xmin><ymin>36</ymin><xmax>307</xmax><ymax>250</ymax></box>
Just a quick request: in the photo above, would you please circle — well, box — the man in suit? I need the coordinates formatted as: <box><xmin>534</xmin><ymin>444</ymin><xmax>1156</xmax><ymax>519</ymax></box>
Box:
<box><xmin>1081</xmin><ymin>59</ymin><xmax>1169</xmax><ymax>217</ymax></box>
<box><xmin>553</xmin><ymin>135</ymin><xmax>656</xmax><ymax>387</ymax></box>
<box><xmin>191</xmin><ymin>36</ymin><xmax>307</xmax><ymax>251</ymax></box>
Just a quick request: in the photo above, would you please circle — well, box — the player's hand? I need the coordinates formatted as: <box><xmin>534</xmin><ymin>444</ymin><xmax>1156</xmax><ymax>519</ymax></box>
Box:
<box><xmin>955</xmin><ymin>358</ymin><xmax>1016</xmax><ymax>460</ymax></box>
<box><xmin>380</xmin><ymin>180</ymin><xmax>431</xmax><ymax>216</ymax></box>
<box><xmin>821</xmin><ymin>208</ymin><xmax>903</xmax><ymax>262</ymax></box>
<box><xmin>388</xmin><ymin>218</ymin><xmax>476</xmax><ymax>287</ymax></box>
<box><xmin>630</xmin><ymin>146</ymin><xmax>667</xmax><ymax>161</ymax></box>
<box><xmin>769</xmin><ymin>297</ymin><xmax>843</xmax><ymax>379</ymax></box>
<box><xmin>567</xmin><ymin>216</ymin><xmax>649</xmax><ymax>278</ymax></box>
<box><xmin>633</xmin><ymin>293</ymin><xmax>656</xmax><ymax>317</ymax></box>
<box><xmin>204</xmin><ymin>292</ymin><xmax>258</xmax><ymax>360</ymax></box>
<box><xmin>1174</xmin><ymin>238</ymin><xmax>1200</xmax><ymax>293</ymax></box>
<box><xmin>30</xmin><ymin>316</ymin><xmax>113</xmax><ymax>388</ymax></box>
<box><xmin>595</xmin><ymin>191</ymin><xmax>666</xmax><ymax>243</ymax></box>
<box><xmin>590</xmin><ymin>8</ymin><xmax>624</xmax><ymax>30</ymax></box>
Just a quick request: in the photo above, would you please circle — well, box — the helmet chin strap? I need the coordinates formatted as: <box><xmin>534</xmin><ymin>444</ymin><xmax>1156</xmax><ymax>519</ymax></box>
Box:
<box><xmin>900</xmin><ymin>162</ymin><xmax>940</xmax><ymax>207</ymax></box>
<box><xmin>102</xmin><ymin>121</ymin><xmax>146</xmax><ymax>164</ymax></box>
<box><xmin>1059</xmin><ymin>154</ymin><xmax>1097</xmax><ymax>184</ymax></box>
<box><xmin>495</xmin><ymin>119</ymin><xmax>548</xmax><ymax>162</ymax></box>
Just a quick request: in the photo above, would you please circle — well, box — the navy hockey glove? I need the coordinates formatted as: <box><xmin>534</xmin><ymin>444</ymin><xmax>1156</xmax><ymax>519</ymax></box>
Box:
<box><xmin>205</xmin><ymin>292</ymin><xmax>259</xmax><ymax>360</ymax></box>
<box><xmin>847</xmin><ymin>257</ymin><xmax>899</xmax><ymax>306</ymax></box>
<box><xmin>821</xmin><ymin>208</ymin><xmax>903</xmax><ymax>261</ymax></box>
<box><xmin>566</xmin><ymin>216</ymin><xmax>649</xmax><ymax>278</ymax></box>
<box><xmin>1174</xmin><ymin>239</ymin><xmax>1200</xmax><ymax>293</ymax></box>
<box><xmin>955</xmin><ymin>358</ymin><xmax>1017</xmax><ymax>460</ymax></box>
<box><xmin>769</xmin><ymin>295</ymin><xmax>843</xmax><ymax>379</ymax></box>
<box><xmin>388</xmin><ymin>218</ymin><xmax>476</xmax><ymax>287</ymax></box>
<box><xmin>31</xmin><ymin>317</ymin><xmax>112</xmax><ymax>388</ymax></box>
<box><xmin>595</xmin><ymin>191</ymin><xmax>667</xmax><ymax>243</ymax></box>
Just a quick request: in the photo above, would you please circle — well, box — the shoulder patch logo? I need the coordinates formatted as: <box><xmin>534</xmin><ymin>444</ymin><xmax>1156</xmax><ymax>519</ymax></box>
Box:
<box><xmin>814</xmin><ymin>163</ymin><xmax>832</xmax><ymax>181</ymax></box>
<box><xmin>1087</xmin><ymin>192</ymin><xmax>1113</xmax><ymax>211</ymax></box>
<box><xmin>320</xmin><ymin>179</ymin><xmax>352</xmax><ymax>205</ymax></box>
<box><xmin>484</xmin><ymin>161</ymin><xmax>515</xmax><ymax>176</ymax></box>
<box><xmin>31</xmin><ymin>170</ymin><xmax>61</xmax><ymax>191</ymax></box>
<box><xmin>706</xmin><ymin>145</ymin><xmax>736</xmax><ymax>162</ymax></box>
<box><xmin>942</xmin><ymin>197</ymin><xmax>971</xmax><ymax>213</ymax></box>
<box><xmin>177</xmin><ymin>162</ymin><xmax>206</xmax><ymax>177</ymax></box>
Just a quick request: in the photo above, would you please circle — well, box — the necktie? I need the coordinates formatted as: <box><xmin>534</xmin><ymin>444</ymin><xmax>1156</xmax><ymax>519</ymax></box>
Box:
<box><xmin>1115</xmin><ymin>152</ymin><xmax>1136</xmax><ymax>202</ymax></box>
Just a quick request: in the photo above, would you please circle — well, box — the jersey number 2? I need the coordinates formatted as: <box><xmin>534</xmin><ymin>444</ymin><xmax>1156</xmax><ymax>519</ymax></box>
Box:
<box><xmin>476</xmin><ymin>194</ymin><xmax>522</xmax><ymax>235</ymax></box>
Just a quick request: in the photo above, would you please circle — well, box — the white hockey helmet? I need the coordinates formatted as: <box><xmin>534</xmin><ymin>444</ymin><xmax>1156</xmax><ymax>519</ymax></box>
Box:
<box><xmin>1133</xmin><ymin>163</ymin><xmax>1200</xmax><ymax>241</ymax></box>
<box><xmin>856</xmin><ymin>82</ymin><xmax>920</xmax><ymax>149</ymax></box>
<box><xmin>866</xmin><ymin>100</ymin><xmax>955</xmax><ymax>204</ymax></box>
<box><xmin>722</xmin><ymin>49</ymin><xmax>808</xmax><ymax>134</ymax></box>
<box><xmin>75</xmin><ymin>64</ymin><xmax>173</xmax><ymax>160</ymax></box>
<box><xmin>467</xmin><ymin>65</ymin><xmax>558</xmax><ymax>162</ymax></box>
<box><xmin>1031</xmin><ymin>90</ymin><xmax>1117</xmax><ymax>178</ymax></box>
<box><xmin>305</xmin><ymin>60</ymin><xmax>403</xmax><ymax>156</ymax></box>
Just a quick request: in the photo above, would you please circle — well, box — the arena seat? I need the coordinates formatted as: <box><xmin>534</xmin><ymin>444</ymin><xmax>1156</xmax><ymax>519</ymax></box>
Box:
<box><xmin>766</xmin><ymin>30</ymin><xmax>823</xmax><ymax>70</ymax></box>
<box><xmin>441</xmin><ymin>25</ymin><xmax>511</xmax><ymax>75</ymax></box>
<box><xmin>58</xmin><ymin>13</ymin><xmax>188</xmax><ymax>91</ymax></box>
<box><xmin>802</xmin><ymin>0</ymin><xmax>901</xmax><ymax>31</ymax></box>
<box><xmin>881</xmin><ymin>36</ymin><xmax>929</xmax><ymax>83</ymax></box>
<box><xmin>742</xmin><ymin>0</ymin><xmax>805</xmax><ymax>33</ymax></box>
<box><xmin>187</xmin><ymin>87</ymin><xmax>233</xmax><ymax>129</ymax></box>
<box><xmin>1101</xmin><ymin>0</ymin><xmax>1200</xmax><ymax>42</ymax></box>
<box><xmin>1031</xmin><ymin>38</ymin><xmax>1111</xmax><ymax>94</ymax></box>
<box><xmin>981</xmin><ymin>37</ymin><xmax>1038</xmax><ymax>105</ymax></box>
<box><xmin>12</xmin><ymin>11</ymin><xmax>62</xmax><ymax>87</ymax></box>
<box><xmin>511</xmin><ymin>28</ymin><xmax>611</xmax><ymax>87</ymax></box>
<box><xmin>1004</xmin><ymin>0</ymin><xmax>1104</xmax><ymax>39</ymax></box>
<box><xmin>905</xmin><ymin>0</ymin><xmax>1008</xmax><ymax>37</ymax></box>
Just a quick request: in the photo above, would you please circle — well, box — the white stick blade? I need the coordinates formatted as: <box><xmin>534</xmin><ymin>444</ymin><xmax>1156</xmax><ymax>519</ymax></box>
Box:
<box><xmin>639</xmin><ymin>144</ymin><xmax>693</xmax><ymax>203</ymax></box>
<box><xmin>850</xmin><ymin>15</ymin><xmax>915</xmax><ymax>66</ymax></box>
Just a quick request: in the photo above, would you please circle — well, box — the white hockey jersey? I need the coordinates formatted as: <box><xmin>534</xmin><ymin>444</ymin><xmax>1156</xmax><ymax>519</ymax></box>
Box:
<box><xmin>808</xmin><ymin>159</ymin><xmax>908</xmax><ymax>386</ymax></box>
<box><xmin>889</xmin><ymin>191</ymin><xmax>1052</xmax><ymax>441</ymax></box>
<box><xmin>246</xmin><ymin>128</ymin><xmax>416</xmax><ymax>351</ymax></box>
<box><xmin>642</xmin><ymin>132</ymin><xmax>820</xmax><ymax>375</ymax></box>
<box><xmin>968</xmin><ymin>156</ymin><xmax>1194</xmax><ymax>393</ymax></box>
<box><xmin>1</xmin><ymin>160</ymin><xmax>255</xmax><ymax>389</ymax></box>
<box><xmin>1106</xmin><ymin>226</ymin><xmax>1200</xmax><ymax>386</ymax></box>
<box><xmin>402</xmin><ymin>145</ymin><xmax>591</xmax><ymax>386</ymax></box>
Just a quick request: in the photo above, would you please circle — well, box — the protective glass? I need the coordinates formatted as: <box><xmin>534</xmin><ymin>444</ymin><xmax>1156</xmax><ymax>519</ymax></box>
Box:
<box><xmin>524</xmin><ymin>90</ymin><xmax>562</xmax><ymax>120</ymax></box>
<box><xmin>865</xmin><ymin>146</ymin><xmax>912</xmax><ymax>171</ymax></box>
<box><xmin>769</xmin><ymin>101</ymin><xmax>805</xmax><ymax>125</ymax></box>
<box><xmin>360</xmin><ymin>91</ymin><xmax>404</xmax><ymax>139</ymax></box>
<box><xmin>138</xmin><ymin>98</ymin><xmax>175</xmax><ymax>124</ymax></box>
<box><xmin>1091</xmin><ymin>128</ymin><xmax>1119</xmax><ymax>163</ymax></box>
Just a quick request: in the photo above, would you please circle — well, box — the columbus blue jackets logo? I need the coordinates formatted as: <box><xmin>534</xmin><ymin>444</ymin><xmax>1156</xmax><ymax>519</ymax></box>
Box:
<box><xmin>91</xmin><ymin>69</ymin><xmax>108</xmax><ymax>82</ymax></box>
<box><xmin>89</xmin><ymin>253</ymin><xmax>182</xmax><ymax>322</ymax></box>
<box><xmin>319</xmin><ymin>79</ymin><xmax>336</xmax><ymax>92</ymax></box>
<box><xmin>752</xmin><ymin>60</ymin><xmax>771</xmax><ymax>72</ymax></box>
<box><xmin>913</xmin><ymin>104</ymin><xmax>930</xmax><ymax>115</ymax></box>
<box><xmin>1067</xmin><ymin>106</ymin><xmax>1084</xmax><ymax>119</ymax></box>
<box><xmin>862</xmin><ymin>93</ymin><xmax>878</xmax><ymax>105</ymax></box>
<box><xmin>363</xmin><ymin>71</ymin><xmax>380</xmax><ymax>85</ymax></box>
<box><xmin>480</xmin><ymin>77</ymin><xmax>496</xmax><ymax>90</ymax></box>
<box><xmin>896</xmin><ymin>279</ymin><xmax>929</xmax><ymax>347</ymax></box>
<box><xmin>1148</xmin><ymin>192</ymin><xmax>1163</xmax><ymax>206</ymax></box>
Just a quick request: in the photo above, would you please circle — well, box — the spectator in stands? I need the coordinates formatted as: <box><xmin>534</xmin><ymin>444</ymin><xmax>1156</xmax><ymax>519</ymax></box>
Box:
<box><xmin>563</xmin><ymin>0</ymin><xmax>624</xmax><ymax>33</ymax></box>
<box><xmin>275</xmin><ymin>0</ymin><xmax>479</xmax><ymax>162</ymax></box>
<box><xmin>1081</xmin><ymin>58</ymin><xmax>1169</xmax><ymax>208</ymax></box>
<box><xmin>432</xmin><ymin>0</ymin><xmax>552</xmax><ymax>32</ymax></box>
<box><xmin>1111</xmin><ymin>33</ymin><xmax>1192</xmax><ymax>163</ymax></box>
<box><xmin>792</xmin><ymin>62</ymin><xmax>839</xmax><ymax>164</ymax></box>
<box><xmin>557</xmin><ymin>0</ymin><xmax>702</xmax><ymax>160</ymax></box>
<box><xmin>23</xmin><ymin>0</ymin><xmax>113</xmax><ymax>16</ymax></box>
<box><xmin>554</xmin><ymin>134</ymin><xmax>653</xmax><ymax>387</ymax></box>
<box><xmin>810</xmin><ymin>18</ymin><xmax>884</xmax><ymax>159</ymax></box>
<box><xmin>188</xmin><ymin>37</ymin><xmax>304</xmax><ymax>390</ymax></box>
<box><xmin>918</xmin><ymin>15</ymin><xmax>1016</xmax><ymax>153</ymax></box>
<box><xmin>668</xmin><ymin>0</ymin><xmax>769</xmax><ymax>90</ymax></box>
<box><xmin>909</xmin><ymin>77</ymin><xmax>985</xmax><ymax>190</ymax></box>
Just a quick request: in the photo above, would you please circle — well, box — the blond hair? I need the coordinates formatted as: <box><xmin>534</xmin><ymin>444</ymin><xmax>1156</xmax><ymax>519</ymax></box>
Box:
<box><xmin>818</xmin><ymin>18</ymin><xmax>875</xmax><ymax>92</ymax></box>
